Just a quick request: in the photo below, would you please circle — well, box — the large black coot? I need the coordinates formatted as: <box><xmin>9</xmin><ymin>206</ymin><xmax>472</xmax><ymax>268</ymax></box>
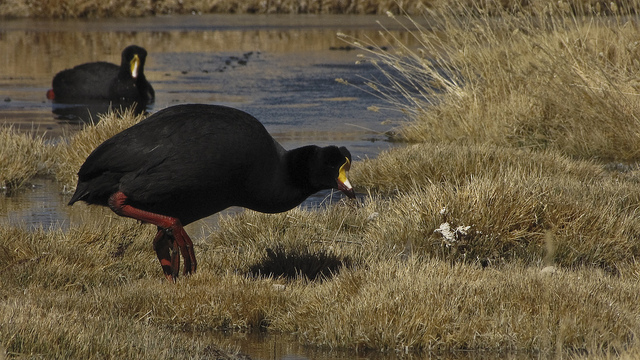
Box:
<box><xmin>47</xmin><ymin>45</ymin><xmax>155</xmax><ymax>103</ymax></box>
<box><xmin>68</xmin><ymin>104</ymin><xmax>356</xmax><ymax>280</ymax></box>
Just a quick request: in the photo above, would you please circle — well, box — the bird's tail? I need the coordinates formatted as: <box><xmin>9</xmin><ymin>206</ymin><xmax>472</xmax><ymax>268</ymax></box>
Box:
<box><xmin>67</xmin><ymin>182</ymin><xmax>89</xmax><ymax>205</ymax></box>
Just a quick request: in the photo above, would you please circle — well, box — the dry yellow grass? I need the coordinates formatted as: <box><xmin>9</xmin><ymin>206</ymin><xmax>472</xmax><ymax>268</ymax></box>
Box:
<box><xmin>0</xmin><ymin>0</ymin><xmax>420</xmax><ymax>18</ymax></box>
<box><xmin>2</xmin><ymin>200</ymin><xmax>640</xmax><ymax>357</ymax></box>
<box><xmin>351</xmin><ymin>143</ymin><xmax>640</xmax><ymax>271</ymax></box>
<box><xmin>0</xmin><ymin>126</ymin><xmax>49</xmax><ymax>191</ymax></box>
<box><xmin>3</xmin><ymin>0</ymin><xmax>640</xmax><ymax>18</ymax></box>
<box><xmin>4</xmin><ymin>1</ymin><xmax>640</xmax><ymax>358</ymax></box>
<box><xmin>0</xmin><ymin>107</ymin><xmax>146</xmax><ymax>194</ymax></box>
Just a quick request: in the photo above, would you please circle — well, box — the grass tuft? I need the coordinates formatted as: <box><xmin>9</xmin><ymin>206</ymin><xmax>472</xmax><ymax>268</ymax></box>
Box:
<box><xmin>0</xmin><ymin>126</ymin><xmax>49</xmax><ymax>192</ymax></box>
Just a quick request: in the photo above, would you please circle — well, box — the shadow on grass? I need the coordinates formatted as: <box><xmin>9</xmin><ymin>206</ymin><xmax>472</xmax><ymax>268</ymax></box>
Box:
<box><xmin>248</xmin><ymin>247</ymin><xmax>351</xmax><ymax>281</ymax></box>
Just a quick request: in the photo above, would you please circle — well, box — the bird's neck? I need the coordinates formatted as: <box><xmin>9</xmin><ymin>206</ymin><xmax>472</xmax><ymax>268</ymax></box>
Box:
<box><xmin>285</xmin><ymin>145</ymin><xmax>319</xmax><ymax>194</ymax></box>
<box><xmin>247</xmin><ymin>146</ymin><xmax>317</xmax><ymax>213</ymax></box>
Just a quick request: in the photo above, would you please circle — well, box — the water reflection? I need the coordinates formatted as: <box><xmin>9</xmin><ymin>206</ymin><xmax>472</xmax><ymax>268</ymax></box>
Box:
<box><xmin>204</xmin><ymin>330</ymin><xmax>543</xmax><ymax>360</ymax></box>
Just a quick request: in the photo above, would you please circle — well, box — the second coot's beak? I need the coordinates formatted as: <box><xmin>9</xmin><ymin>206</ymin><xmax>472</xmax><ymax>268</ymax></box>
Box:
<box><xmin>130</xmin><ymin>54</ymin><xmax>140</xmax><ymax>79</ymax></box>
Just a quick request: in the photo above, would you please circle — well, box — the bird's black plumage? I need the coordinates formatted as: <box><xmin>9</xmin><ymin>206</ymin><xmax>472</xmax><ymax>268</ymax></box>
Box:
<box><xmin>48</xmin><ymin>45</ymin><xmax>155</xmax><ymax>103</ymax></box>
<box><xmin>68</xmin><ymin>104</ymin><xmax>355</xmax><ymax>279</ymax></box>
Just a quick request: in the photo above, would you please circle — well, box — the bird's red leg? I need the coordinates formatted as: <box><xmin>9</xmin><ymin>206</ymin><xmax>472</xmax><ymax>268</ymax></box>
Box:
<box><xmin>108</xmin><ymin>191</ymin><xmax>197</xmax><ymax>279</ymax></box>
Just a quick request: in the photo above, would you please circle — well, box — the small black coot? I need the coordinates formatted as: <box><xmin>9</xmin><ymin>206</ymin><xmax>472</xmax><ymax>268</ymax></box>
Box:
<box><xmin>47</xmin><ymin>45</ymin><xmax>155</xmax><ymax>103</ymax></box>
<box><xmin>68</xmin><ymin>104</ymin><xmax>356</xmax><ymax>280</ymax></box>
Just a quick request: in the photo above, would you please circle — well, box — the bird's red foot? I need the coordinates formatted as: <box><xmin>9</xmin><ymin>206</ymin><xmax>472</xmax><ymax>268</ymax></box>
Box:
<box><xmin>108</xmin><ymin>191</ymin><xmax>197</xmax><ymax>281</ymax></box>
<box><xmin>152</xmin><ymin>225</ymin><xmax>197</xmax><ymax>281</ymax></box>
<box><xmin>153</xmin><ymin>229</ymin><xmax>180</xmax><ymax>281</ymax></box>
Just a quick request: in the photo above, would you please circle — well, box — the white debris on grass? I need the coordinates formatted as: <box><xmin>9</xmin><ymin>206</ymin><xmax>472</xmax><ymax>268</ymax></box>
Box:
<box><xmin>435</xmin><ymin>222</ymin><xmax>471</xmax><ymax>246</ymax></box>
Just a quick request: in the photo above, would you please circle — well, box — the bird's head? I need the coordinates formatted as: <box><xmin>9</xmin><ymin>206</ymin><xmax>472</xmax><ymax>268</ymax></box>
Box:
<box><xmin>122</xmin><ymin>45</ymin><xmax>148</xmax><ymax>79</ymax></box>
<box><xmin>308</xmin><ymin>145</ymin><xmax>355</xmax><ymax>199</ymax></box>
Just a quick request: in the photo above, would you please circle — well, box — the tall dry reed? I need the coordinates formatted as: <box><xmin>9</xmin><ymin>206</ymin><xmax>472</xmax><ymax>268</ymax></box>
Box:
<box><xmin>341</xmin><ymin>5</ymin><xmax>640</xmax><ymax>162</ymax></box>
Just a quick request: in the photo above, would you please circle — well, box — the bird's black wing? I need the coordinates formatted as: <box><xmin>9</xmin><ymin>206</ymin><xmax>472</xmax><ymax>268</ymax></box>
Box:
<box><xmin>116</xmin><ymin>105</ymin><xmax>272</xmax><ymax>204</ymax></box>
<box><xmin>69</xmin><ymin>114</ymin><xmax>189</xmax><ymax>205</ymax></box>
<box><xmin>53</xmin><ymin>62</ymin><xmax>120</xmax><ymax>100</ymax></box>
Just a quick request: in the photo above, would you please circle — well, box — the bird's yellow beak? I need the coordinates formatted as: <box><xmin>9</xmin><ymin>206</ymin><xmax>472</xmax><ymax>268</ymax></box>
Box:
<box><xmin>130</xmin><ymin>54</ymin><xmax>140</xmax><ymax>79</ymax></box>
<box><xmin>337</xmin><ymin>157</ymin><xmax>355</xmax><ymax>199</ymax></box>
